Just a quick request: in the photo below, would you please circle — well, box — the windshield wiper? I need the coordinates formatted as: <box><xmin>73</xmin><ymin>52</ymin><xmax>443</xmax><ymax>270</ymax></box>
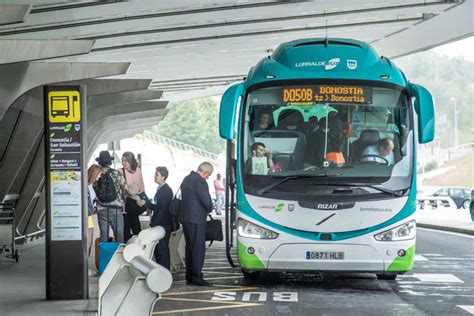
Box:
<box><xmin>310</xmin><ymin>182</ymin><xmax>406</xmax><ymax>197</ymax></box>
<box><xmin>256</xmin><ymin>173</ymin><xmax>330</xmax><ymax>196</ymax></box>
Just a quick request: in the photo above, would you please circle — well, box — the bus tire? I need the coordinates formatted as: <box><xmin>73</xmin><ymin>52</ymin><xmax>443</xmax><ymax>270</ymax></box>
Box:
<box><xmin>242</xmin><ymin>270</ymin><xmax>262</xmax><ymax>280</ymax></box>
<box><xmin>376</xmin><ymin>273</ymin><xmax>397</xmax><ymax>280</ymax></box>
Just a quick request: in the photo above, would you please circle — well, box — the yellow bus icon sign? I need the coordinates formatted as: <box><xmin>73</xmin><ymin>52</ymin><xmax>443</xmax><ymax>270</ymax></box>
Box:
<box><xmin>48</xmin><ymin>91</ymin><xmax>80</xmax><ymax>123</ymax></box>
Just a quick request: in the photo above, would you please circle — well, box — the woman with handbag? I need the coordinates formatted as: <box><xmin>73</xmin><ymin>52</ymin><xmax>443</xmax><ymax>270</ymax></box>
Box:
<box><xmin>119</xmin><ymin>151</ymin><xmax>147</xmax><ymax>242</ymax></box>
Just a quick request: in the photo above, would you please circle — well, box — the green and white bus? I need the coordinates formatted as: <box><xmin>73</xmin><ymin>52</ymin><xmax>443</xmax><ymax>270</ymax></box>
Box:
<box><xmin>219</xmin><ymin>38</ymin><xmax>435</xmax><ymax>280</ymax></box>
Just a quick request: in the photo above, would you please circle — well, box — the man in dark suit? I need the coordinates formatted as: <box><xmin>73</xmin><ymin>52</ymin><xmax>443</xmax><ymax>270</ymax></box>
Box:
<box><xmin>146</xmin><ymin>167</ymin><xmax>173</xmax><ymax>270</ymax></box>
<box><xmin>179</xmin><ymin>162</ymin><xmax>214</xmax><ymax>286</ymax></box>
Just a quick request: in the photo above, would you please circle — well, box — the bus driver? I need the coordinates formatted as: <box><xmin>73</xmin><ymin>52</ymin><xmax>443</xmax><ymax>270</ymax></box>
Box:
<box><xmin>361</xmin><ymin>138</ymin><xmax>395</xmax><ymax>165</ymax></box>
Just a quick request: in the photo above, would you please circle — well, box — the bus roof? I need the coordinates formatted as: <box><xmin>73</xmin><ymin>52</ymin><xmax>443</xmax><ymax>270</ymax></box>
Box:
<box><xmin>244</xmin><ymin>38</ymin><xmax>408</xmax><ymax>88</ymax></box>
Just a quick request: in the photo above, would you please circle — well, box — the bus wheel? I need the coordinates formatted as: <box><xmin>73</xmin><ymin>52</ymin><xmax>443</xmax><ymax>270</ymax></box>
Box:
<box><xmin>242</xmin><ymin>270</ymin><xmax>262</xmax><ymax>280</ymax></box>
<box><xmin>376</xmin><ymin>273</ymin><xmax>397</xmax><ymax>280</ymax></box>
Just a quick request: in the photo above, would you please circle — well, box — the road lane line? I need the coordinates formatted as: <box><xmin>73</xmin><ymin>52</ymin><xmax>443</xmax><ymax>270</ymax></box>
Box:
<box><xmin>415</xmin><ymin>255</ymin><xmax>428</xmax><ymax>261</ymax></box>
<box><xmin>151</xmin><ymin>303</ymin><xmax>262</xmax><ymax>315</ymax></box>
<box><xmin>174</xmin><ymin>276</ymin><xmax>243</xmax><ymax>284</ymax></box>
<box><xmin>458</xmin><ymin>306</ymin><xmax>474</xmax><ymax>314</ymax></box>
<box><xmin>412</xmin><ymin>273</ymin><xmax>464</xmax><ymax>283</ymax></box>
<box><xmin>204</xmin><ymin>271</ymin><xmax>242</xmax><ymax>275</ymax></box>
<box><xmin>153</xmin><ymin>297</ymin><xmax>261</xmax><ymax>315</ymax></box>
<box><xmin>418</xmin><ymin>227</ymin><xmax>474</xmax><ymax>239</ymax></box>
<box><xmin>202</xmin><ymin>266</ymin><xmax>236</xmax><ymax>270</ymax></box>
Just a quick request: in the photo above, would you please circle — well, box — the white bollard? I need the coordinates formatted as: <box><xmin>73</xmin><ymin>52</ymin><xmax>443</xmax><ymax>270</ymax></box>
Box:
<box><xmin>130</xmin><ymin>255</ymin><xmax>173</xmax><ymax>294</ymax></box>
<box><xmin>99</xmin><ymin>226</ymin><xmax>171</xmax><ymax>316</ymax></box>
<box><xmin>138</xmin><ymin>226</ymin><xmax>165</xmax><ymax>245</ymax></box>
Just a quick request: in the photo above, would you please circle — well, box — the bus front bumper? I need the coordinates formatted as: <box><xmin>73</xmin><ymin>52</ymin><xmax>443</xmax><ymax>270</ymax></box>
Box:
<box><xmin>239</xmin><ymin>241</ymin><xmax>415</xmax><ymax>273</ymax></box>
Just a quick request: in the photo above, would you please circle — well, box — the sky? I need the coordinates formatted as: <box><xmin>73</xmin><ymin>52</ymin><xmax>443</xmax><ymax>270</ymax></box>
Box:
<box><xmin>432</xmin><ymin>36</ymin><xmax>474</xmax><ymax>61</ymax></box>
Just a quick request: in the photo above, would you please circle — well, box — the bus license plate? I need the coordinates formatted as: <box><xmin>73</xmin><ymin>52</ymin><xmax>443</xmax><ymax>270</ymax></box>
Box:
<box><xmin>306</xmin><ymin>251</ymin><xmax>344</xmax><ymax>260</ymax></box>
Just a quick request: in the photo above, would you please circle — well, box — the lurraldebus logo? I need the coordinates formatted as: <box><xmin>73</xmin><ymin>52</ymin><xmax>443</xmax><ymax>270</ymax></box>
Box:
<box><xmin>294</xmin><ymin>58</ymin><xmax>340</xmax><ymax>70</ymax></box>
<box><xmin>257</xmin><ymin>203</ymin><xmax>285</xmax><ymax>212</ymax></box>
<box><xmin>324</xmin><ymin>58</ymin><xmax>340</xmax><ymax>70</ymax></box>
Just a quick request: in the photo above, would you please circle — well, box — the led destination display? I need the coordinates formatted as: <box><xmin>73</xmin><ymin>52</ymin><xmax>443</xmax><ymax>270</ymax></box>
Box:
<box><xmin>282</xmin><ymin>85</ymin><xmax>372</xmax><ymax>104</ymax></box>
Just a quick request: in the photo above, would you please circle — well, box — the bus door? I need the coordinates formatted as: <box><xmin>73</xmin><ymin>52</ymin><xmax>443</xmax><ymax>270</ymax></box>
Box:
<box><xmin>225</xmin><ymin>140</ymin><xmax>238</xmax><ymax>267</ymax></box>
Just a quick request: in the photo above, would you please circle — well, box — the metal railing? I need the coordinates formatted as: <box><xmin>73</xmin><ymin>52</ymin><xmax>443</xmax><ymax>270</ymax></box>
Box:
<box><xmin>142</xmin><ymin>130</ymin><xmax>219</xmax><ymax>161</ymax></box>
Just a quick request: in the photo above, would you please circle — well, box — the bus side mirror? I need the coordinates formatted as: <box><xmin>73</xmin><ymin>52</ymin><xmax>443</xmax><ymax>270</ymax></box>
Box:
<box><xmin>219</xmin><ymin>83</ymin><xmax>244</xmax><ymax>141</ymax></box>
<box><xmin>409</xmin><ymin>83</ymin><xmax>435</xmax><ymax>144</ymax></box>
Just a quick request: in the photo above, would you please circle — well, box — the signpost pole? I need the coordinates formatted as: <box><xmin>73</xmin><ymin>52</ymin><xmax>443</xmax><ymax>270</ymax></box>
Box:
<box><xmin>44</xmin><ymin>85</ymin><xmax>88</xmax><ymax>300</ymax></box>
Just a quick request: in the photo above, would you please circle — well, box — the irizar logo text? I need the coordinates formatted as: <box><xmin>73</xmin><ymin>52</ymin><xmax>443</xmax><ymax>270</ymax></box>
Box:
<box><xmin>317</xmin><ymin>203</ymin><xmax>338</xmax><ymax>210</ymax></box>
<box><xmin>294</xmin><ymin>58</ymin><xmax>340</xmax><ymax>70</ymax></box>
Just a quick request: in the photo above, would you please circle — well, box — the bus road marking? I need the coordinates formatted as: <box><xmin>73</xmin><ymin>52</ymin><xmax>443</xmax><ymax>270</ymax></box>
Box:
<box><xmin>458</xmin><ymin>305</ymin><xmax>474</xmax><ymax>314</ymax></box>
<box><xmin>415</xmin><ymin>255</ymin><xmax>428</xmax><ymax>261</ymax></box>
<box><xmin>212</xmin><ymin>291</ymin><xmax>298</xmax><ymax>302</ymax></box>
<box><xmin>163</xmin><ymin>286</ymin><xmax>259</xmax><ymax>296</ymax></box>
<box><xmin>152</xmin><ymin>297</ymin><xmax>261</xmax><ymax>315</ymax></box>
<box><xmin>412</xmin><ymin>273</ymin><xmax>464</xmax><ymax>283</ymax></box>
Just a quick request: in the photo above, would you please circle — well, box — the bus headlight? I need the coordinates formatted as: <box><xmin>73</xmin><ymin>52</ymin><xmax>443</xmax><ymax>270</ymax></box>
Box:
<box><xmin>237</xmin><ymin>218</ymin><xmax>279</xmax><ymax>239</ymax></box>
<box><xmin>374</xmin><ymin>220</ymin><xmax>416</xmax><ymax>241</ymax></box>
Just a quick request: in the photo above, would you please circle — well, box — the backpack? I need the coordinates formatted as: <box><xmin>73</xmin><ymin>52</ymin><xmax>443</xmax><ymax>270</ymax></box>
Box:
<box><xmin>94</xmin><ymin>169</ymin><xmax>117</xmax><ymax>203</ymax></box>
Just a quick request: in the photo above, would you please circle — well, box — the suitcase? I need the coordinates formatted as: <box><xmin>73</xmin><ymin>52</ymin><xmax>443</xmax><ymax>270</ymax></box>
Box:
<box><xmin>98</xmin><ymin>240</ymin><xmax>120</xmax><ymax>274</ymax></box>
<box><xmin>95</xmin><ymin>208</ymin><xmax>121</xmax><ymax>275</ymax></box>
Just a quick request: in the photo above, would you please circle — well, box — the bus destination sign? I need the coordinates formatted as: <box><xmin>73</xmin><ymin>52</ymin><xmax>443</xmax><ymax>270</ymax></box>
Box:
<box><xmin>282</xmin><ymin>85</ymin><xmax>372</xmax><ymax>104</ymax></box>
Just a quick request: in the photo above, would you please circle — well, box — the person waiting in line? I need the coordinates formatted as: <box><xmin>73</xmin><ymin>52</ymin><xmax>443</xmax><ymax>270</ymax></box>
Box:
<box><xmin>178</xmin><ymin>162</ymin><xmax>214</xmax><ymax>286</ymax></box>
<box><xmin>94</xmin><ymin>151</ymin><xmax>126</xmax><ymax>243</ymax></box>
<box><xmin>213</xmin><ymin>173</ymin><xmax>225</xmax><ymax>216</ymax></box>
<box><xmin>87</xmin><ymin>164</ymin><xmax>101</xmax><ymax>276</ymax></box>
<box><xmin>146</xmin><ymin>166</ymin><xmax>173</xmax><ymax>270</ymax></box>
<box><xmin>361</xmin><ymin>138</ymin><xmax>395</xmax><ymax>165</ymax></box>
<box><xmin>119</xmin><ymin>151</ymin><xmax>146</xmax><ymax>242</ymax></box>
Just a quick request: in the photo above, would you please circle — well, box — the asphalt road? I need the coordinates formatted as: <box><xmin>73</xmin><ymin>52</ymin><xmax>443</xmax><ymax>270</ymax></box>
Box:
<box><xmin>153</xmin><ymin>228</ymin><xmax>474</xmax><ymax>315</ymax></box>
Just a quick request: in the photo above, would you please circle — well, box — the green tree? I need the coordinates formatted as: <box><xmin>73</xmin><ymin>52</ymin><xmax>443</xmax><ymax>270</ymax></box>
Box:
<box><xmin>396</xmin><ymin>51</ymin><xmax>474</xmax><ymax>147</ymax></box>
<box><xmin>149</xmin><ymin>97</ymin><xmax>225</xmax><ymax>154</ymax></box>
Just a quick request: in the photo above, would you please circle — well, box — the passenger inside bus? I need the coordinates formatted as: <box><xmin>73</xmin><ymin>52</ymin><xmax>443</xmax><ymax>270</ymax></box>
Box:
<box><xmin>305</xmin><ymin>116</ymin><xmax>319</xmax><ymax>138</ymax></box>
<box><xmin>254</xmin><ymin>109</ymin><xmax>275</xmax><ymax>131</ymax></box>
<box><xmin>249</xmin><ymin>104</ymin><xmax>405</xmax><ymax>171</ymax></box>
<box><xmin>305</xmin><ymin>117</ymin><xmax>331</xmax><ymax>166</ymax></box>
<box><xmin>277</xmin><ymin>109</ymin><xmax>305</xmax><ymax>133</ymax></box>
<box><xmin>245</xmin><ymin>142</ymin><xmax>276</xmax><ymax>175</ymax></box>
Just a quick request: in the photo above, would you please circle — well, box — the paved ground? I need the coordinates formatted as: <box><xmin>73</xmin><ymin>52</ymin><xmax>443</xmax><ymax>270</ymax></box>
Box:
<box><xmin>0</xmin><ymin>238</ymin><xmax>97</xmax><ymax>315</ymax></box>
<box><xmin>152</xmin><ymin>228</ymin><xmax>474</xmax><ymax>315</ymax></box>
<box><xmin>1</xmin><ymin>227</ymin><xmax>472</xmax><ymax>315</ymax></box>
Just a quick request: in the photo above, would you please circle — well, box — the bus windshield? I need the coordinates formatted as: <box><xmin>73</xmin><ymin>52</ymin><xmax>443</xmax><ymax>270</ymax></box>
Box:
<box><xmin>242</xmin><ymin>81</ymin><xmax>414</xmax><ymax>195</ymax></box>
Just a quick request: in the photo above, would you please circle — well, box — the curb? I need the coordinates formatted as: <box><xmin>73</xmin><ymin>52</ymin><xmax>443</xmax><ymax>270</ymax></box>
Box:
<box><xmin>417</xmin><ymin>223</ymin><xmax>474</xmax><ymax>236</ymax></box>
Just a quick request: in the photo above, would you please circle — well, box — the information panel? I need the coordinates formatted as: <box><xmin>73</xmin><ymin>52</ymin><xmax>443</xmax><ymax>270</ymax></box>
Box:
<box><xmin>44</xmin><ymin>85</ymin><xmax>87</xmax><ymax>300</ymax></box>
<box><xmin>282</xmin><ymin>85</ymin><xmax>372</xmax><ymax>104</ymax></box>
<box><xmin>47</xmin><ymin>89</ymin><xmax>83</xmax><ymax>240</ymax></box>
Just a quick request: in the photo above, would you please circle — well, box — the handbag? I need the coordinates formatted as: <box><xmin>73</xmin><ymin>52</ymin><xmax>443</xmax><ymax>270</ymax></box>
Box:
<box><xmin>169</xmin><ymin>187</ymin><xmax>181</xmax><ymax>218</ymax></box>
<box><xmin>125</xmin><ymin>193</ymin><xmax>147</xmax><ymax>216</ymax></box>
<box><xmin>123</xmin><ymin>168</ymin><xmax>147</xmax><ymax>216</ymax></box>
<box><xmin>205</xmin><ymin>215</ymin><xmax>223</xmax><ymax>245</ymax></box>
